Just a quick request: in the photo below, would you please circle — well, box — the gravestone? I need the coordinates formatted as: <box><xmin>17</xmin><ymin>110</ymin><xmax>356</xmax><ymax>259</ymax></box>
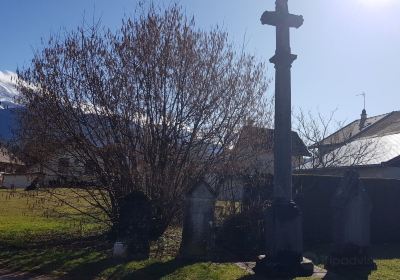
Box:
<box><xmin>179</xmin><ymin>181</ymin><xmax>216</xmax><ymax>260</ymax></box>
<box><xmin>113</xmin><ymin>241</ymin><xmax>127</xmax><ymax>258</ymax></box>
<box><xmin>116</xmin><ymin>191</ymin><xmax>152</xmax><ymax>260</ymax></box>
<box><xmin>327</xmin><ymin>170</ymin><xmax>376</xmax><ymax>271</ymax></box>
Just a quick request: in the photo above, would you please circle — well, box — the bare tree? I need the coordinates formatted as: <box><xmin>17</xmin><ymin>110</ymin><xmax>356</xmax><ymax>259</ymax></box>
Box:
<box><xmin>16</xmin><ymin>5</ymin><xmax>270</xmax><ymax>253</ymax></box>
<box><xmin>294</xmin><ymin>109</ymin><xmax>380</xmax><ymax>169</ymax></box>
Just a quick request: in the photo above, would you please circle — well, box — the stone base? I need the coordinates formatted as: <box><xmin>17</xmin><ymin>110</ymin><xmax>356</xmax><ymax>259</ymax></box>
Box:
<box><xmin>253</xmin><ymin>200</ymin><xmax>313</xmax><ymax>278</ymax></box>
<box><xmin>326</xmin><ymin>255</ymin><xmax>376</xmax><ymax>271</ymax></box>
<box><xmin>326</xmin><ymin>245</ymin><xmax>376</xmax><ymax>271</ymax></box>
<box><xmin>253</xmin><ymin>255</ymin><xmax>314</xmax><ymax>278</ymax></box>
<box><xmin>178</xmin><ymin>244</ymin><xmax>213</xmax><ymax>262</ymax></box>
<box><xmin>264</xmin><ymin>200</ymin><xmax>303</xmax><ymax>258</ymax></box>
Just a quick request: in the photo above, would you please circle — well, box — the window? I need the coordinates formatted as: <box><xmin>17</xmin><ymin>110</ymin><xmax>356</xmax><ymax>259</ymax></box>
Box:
<box><xmin>58</xmin><ymin>158</ymin><xmax>70</xmax><ymax>174</ymax></box>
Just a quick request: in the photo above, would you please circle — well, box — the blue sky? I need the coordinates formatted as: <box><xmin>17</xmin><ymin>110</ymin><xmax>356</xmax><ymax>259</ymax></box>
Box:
<box><xmin>1</xmin><ymin>0</ymin><xmax>399</xmax><ymax>123</ymax></box>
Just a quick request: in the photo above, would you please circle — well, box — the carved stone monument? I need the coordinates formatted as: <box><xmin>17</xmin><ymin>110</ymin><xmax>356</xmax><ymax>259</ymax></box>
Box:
<box><xmin>254</xmin><ymin>0</ymin><xmax>313</xmax><ymax>277</ymax></box>
<box><xmin>179</xmin><ymin>181</ymin><xmax>216</xmax><ymax>260</ymax></box>
<box><xmin>327</xmin><ymin>170</ymin><xmax>376</xmax><ymax>271</ymax></box>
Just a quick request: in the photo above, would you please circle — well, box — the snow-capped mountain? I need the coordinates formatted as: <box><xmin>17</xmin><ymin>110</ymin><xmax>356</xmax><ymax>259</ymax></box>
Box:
<box><xmin>0</xmin><ymin>71</ymin><xmax>23</xmax><ymax>141</ymax></box>
<box><xmin>0</xmin><ymin>70</ymin><xmax>21</xmax><ymax>109</ymax></box>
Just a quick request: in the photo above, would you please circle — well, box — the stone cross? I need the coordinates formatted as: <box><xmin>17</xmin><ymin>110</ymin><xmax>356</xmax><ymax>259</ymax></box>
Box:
<box><xmin>254</xmin><ymin>2</ymin><xmax>313</xmax><ymax>278</ymax></box>
<box><xmin>261</xmin><ymin>0</ymin><xmax>303</xmax><ymax>201</ymax></box>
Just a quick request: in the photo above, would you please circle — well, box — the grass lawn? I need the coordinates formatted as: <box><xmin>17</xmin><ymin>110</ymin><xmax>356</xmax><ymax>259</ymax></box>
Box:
<box><xmin>0</xmin><ymin>189</ymin><xmax>248</xmax><ymax>279</ymax></box>
<box><xmin>0</xmin><ymin>189</ymin><xmax>105</xmax><ymax>247</ymax></box>
<box><xmin>1</xmin><ymin>189</ymin><xmax>400</xmax><ymax>279</ymax></box>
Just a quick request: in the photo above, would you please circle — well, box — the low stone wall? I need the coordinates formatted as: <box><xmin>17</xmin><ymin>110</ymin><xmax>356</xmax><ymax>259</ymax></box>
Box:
<box><xmin>294</xmin><ymin>174</ymin><xmax>400</xmax><ymax>244</ymax></box>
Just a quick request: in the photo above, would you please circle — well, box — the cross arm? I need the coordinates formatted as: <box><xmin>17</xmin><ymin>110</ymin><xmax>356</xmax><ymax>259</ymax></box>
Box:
<box><xmin>261</xmin><ymin>11</ymin><xmax>304</xmax><ymax>29</ymax></box>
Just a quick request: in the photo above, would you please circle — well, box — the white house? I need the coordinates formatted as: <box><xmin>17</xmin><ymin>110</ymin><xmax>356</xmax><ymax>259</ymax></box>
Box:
<box><xmin>299</xmin><ymin>110</ymin><xmax>400</xmax><ymax>179</ymax></box>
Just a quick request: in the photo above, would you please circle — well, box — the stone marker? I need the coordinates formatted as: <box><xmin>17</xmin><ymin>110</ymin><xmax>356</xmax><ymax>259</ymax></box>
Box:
<box><xmin>327</xmin><ymin>170</ymin><xmax>376</xmax><ymax>271</ymax></box>
<box><xmin>254</xmin><ymin>0</ymin><xmax>313</xmax><ymax>277</ymax></box>
<box><xmin>113</xmin><ymin>241</ymin><xmax>127</xmax><ymax>258</ymax></box>
<box><xmin>179</xmin><ymin>180</ymin><xmax>216</xmax><ymax>260</ymax></box>
<box><xmin>117</xmin><ymin>191</ymin><xmax>152</xmax><ymax>260</ymax></box>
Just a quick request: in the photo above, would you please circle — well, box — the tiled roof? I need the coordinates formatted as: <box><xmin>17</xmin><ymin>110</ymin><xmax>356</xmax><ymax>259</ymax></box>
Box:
<box><xmin>357</xmin><ymin>111</ymin><xmax>400</xmax><ymax>138</ymax></box>
<box><xmin>314</xmin><ymin>133</ymin><xmax>400</xmax><ymax>167</ymax></box>
<box><xmin>317</xmin><ymin>112</ymin><xmax>390</xmax><ymax>147</ymax></box>
<box><xmin>237</xmin><ymin>126</ymin><xmax>310</xmax><ymax>157</ymax></box>
<box><xmin>0</xmin><ymin>147</ymin><xmax>24</xmax><ymax>165</ymax></box>
<box><xmin>302</xmin><ymin>111</ymin><xmax>400</xmax><ymax>169</ymax></box>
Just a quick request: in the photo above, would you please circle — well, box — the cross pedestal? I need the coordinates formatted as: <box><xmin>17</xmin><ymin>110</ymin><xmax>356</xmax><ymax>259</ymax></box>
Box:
<box><xmin>254</xmin><ymin>1</ymin><xmax>313</xmax><ymax>277</ymax></box>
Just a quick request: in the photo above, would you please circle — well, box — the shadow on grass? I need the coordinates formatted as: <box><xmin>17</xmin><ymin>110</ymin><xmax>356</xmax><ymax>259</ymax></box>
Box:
<box><xmin>238</xmin><ymin>273</ymin><xmax>370</xmax><ymax>280</ymax></box>
<box><xmin>0</xmin><ymin>246</ymin><xmax>107</xmax><ymax>279</ymax></box>
<box><xmin>16</xmin><ymin>250</ymin><xmax>90</xmax><ymax>275</ymax></box>
<box><xmin>1</xmin><ymin>242</ymin><xmax>191</xmax><ymax>280</ymax></box>
<box><xmin>323</xmin><ymin>269</ymin><xmax>372</xmax><ymax>280</ymax></box>
<box><xmin>237</xmin><ymin>275</ymin><xmax>267</xmax><ymax>280</ymax></box>
<box><xmin>304</xmin><ymin>243</ymin><xmax>400</xmax><ymax>261</ymax></box>
<box><xmin>237</xmin><ymin>271</ymin><xmax>371</xmax><ymax>280</ymax></box>
<box><xmin>65</xmin><ymin>258</ymin><xmax>124</xmax><ymax>280</ymax></box>
<box><xmin>109</xmin><ymin>259</ymin><xmax>193</xmax><ymax>280</ymax></box>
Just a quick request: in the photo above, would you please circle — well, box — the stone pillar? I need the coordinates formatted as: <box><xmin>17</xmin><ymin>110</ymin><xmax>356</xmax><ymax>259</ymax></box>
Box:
<box><xmin>179</xmin><ymin>181</ymin><xmax>216</xmax><ymax>260</ymax></box>
<box><xmin>327</xmin><ymin>170</ymin><xmax>376</xmax><ymax>272</ymax></box>
<box><xmin>272</xmin><ymin>48</ymin><xmax>296</xmax><ymax>201</ymax></box>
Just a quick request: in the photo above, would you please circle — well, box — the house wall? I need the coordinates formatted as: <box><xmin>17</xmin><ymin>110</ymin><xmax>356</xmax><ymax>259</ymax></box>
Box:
<box><xmin>0</xmin><ymin>163</ymin><xmax>20</xmax><ymax>173</ymax></box>
<box><xmin>1</xmin><ymin>173</ymin><xmax>40</xmax><ymax>189</ymax></box>
<box><xmin>27</xmin><ymin>152</ymin><xmax>96</xmax><ymax>185</ymax></box>
<box><xmin>218</xmin><ymin>177</ymin><xmax>245</xmax><ymax>202</ymax></box>
<box><xmin>29</xmin><ymin>155</ymin><xmax>83</xmax><ymax>176</ymax></box>
<box><xmin>217</xmin><ymin>154</ymin><xmax>305</xmax><ymax>203</ymax></box>
<box><xmin>235</xmin><ymin>151</ymin><xmax>304</xmax><ymax>176</ymax></box>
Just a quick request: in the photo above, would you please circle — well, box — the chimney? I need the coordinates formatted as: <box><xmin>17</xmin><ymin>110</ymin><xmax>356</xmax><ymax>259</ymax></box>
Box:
<box><xmin>359</xmin><ymin>109</ymin><xmax>367</xmax><ymax>130</ymax></box>
<box><xmin>246</xmin><ymin>118</ymin><xmax>255</xmax><ymax>127</ymax></box>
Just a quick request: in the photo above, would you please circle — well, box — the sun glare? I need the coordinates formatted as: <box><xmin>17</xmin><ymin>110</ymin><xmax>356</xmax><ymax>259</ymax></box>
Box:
<box><xmin>359</xmin><ymin>0</ymin><xmax>394</xmax><ymax>7</ymax></box>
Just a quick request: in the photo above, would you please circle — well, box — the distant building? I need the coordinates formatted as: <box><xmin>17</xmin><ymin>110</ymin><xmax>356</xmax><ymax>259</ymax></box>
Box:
<box><xmin>218</xmin><ymin>124</ymin><xmax>310</xmax><ymax>202</ymax></box>
<box><xmin>300</xmin><ymin>110</ymin><xmax>400</xmax><ymax>179</ymax></box>
<box><xmin>233</xmin><ymin>124</ymin><xmax>310</xmax><ymax>174</ymax></box>
<box><xmin>0</xmin><ymin>147</ymin><xmax>28</xmax><ymax>189</ymax></box>
<box><xmin>0</xmin><ymin>147</ymin><xmax>24</xmax><ymax>173</ymax></box>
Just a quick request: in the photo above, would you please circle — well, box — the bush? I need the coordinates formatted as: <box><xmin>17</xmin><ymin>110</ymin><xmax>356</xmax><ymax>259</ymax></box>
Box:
<box><xmin>215</xmin><ymin>208</ymin><xmax>265</xmax><ymax>261</ymax></box>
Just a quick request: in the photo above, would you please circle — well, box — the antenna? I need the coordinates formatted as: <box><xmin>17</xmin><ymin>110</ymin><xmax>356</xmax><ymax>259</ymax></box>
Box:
<box><xmin>356</xmin><ymin>92</ymin><xmax>366</xmax><ymax>110</ymax></box>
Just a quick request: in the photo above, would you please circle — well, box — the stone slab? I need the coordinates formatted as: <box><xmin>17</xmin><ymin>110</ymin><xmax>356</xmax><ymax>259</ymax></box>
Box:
<box><xmin>236</xmin><ymin>258</ymin><xmax>325</xmax><ymax>279</ymax></box>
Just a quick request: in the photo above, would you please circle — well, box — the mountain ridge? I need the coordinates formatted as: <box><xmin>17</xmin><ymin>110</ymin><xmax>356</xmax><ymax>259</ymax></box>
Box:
<box><xmin>0</xmin><ymin>70</ymin><xmax>21</xmax><ymax>109</ymax></box>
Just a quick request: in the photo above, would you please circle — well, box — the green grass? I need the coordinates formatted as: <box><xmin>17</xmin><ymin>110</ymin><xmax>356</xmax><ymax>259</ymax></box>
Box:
<box><xmin>101</xmin><ymin>260</ymin><xmax>248</xmax><ymax>280</ymax></box>
<box><xmin>296</xmin><ymin>243</ymin><xmax>400</xmax><ymax>280</ymax></box>
<box><xmin>0</xmin><ymin>189</ymin><xmax>105</xmax><ymax>247</ymax></box>
<box><xmin>0</xmin><ymin>189</ymin><xmax>248</xmax><ymax>279</ymax></box>
<box><xmin>2</xmin><ymin>189</ymin><xmax>400</xmax><ymax>279</ymax></box>
<box><xmin>0</xmin><ymin>248</ymin><xmax>248</xmax><ymax>279</ymax></box>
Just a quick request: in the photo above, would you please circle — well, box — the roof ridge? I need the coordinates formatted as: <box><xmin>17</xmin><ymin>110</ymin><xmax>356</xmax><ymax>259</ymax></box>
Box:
<box><xmin>354</xmin><ymin>111</ymin><xmax>395</xmax><ymax>140</ymax></box>
<box><xmin>316</xmin><ymin>111</ymin><xmax>394</xmax><ymax>148</ymax></box>
<box><xmin>310</xmin><ymin>119</ymin><xmax>358</xmax><ymax>148</ymax></box>
<box><xmin>363</xmin><ymin>112</ymin><xmax>391</xmax><ymax>121</ymax></box>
